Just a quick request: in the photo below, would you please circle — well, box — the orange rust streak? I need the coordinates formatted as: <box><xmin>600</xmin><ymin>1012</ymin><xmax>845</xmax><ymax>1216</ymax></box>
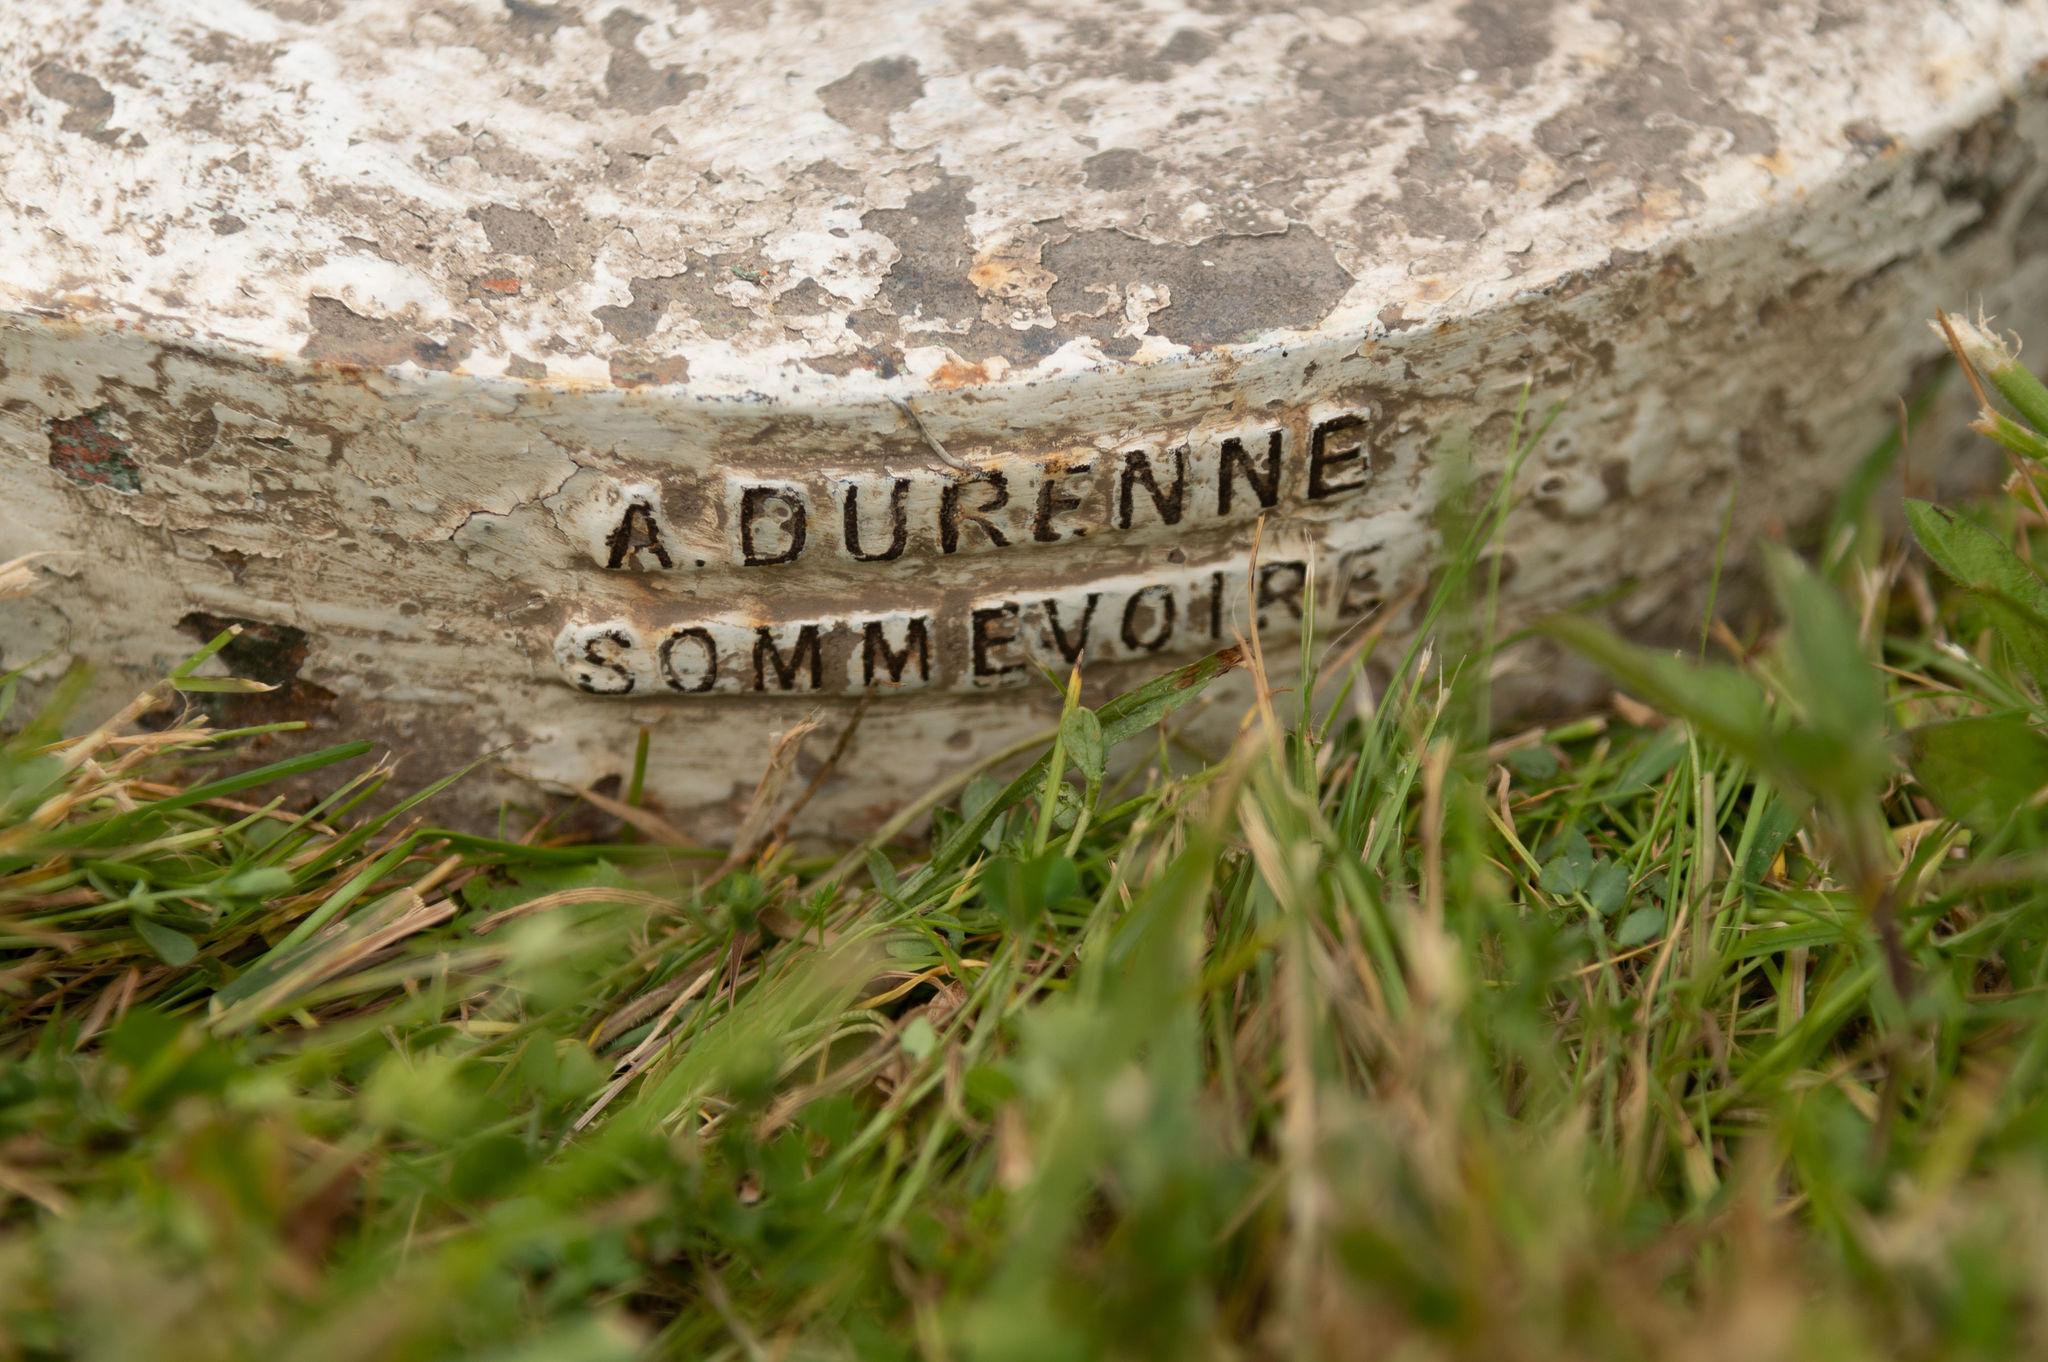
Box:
<box><xmin>928</xmin><ymin>358</ymin><xmax>992</xmax><ymax>389</ymax></box>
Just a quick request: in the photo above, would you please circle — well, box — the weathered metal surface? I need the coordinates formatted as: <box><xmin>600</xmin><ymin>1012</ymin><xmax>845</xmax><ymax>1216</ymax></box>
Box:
<box><xmin>3</xmin><ymin>1</ymin><xmax>2048</xmax><ymax>832</ymax></box>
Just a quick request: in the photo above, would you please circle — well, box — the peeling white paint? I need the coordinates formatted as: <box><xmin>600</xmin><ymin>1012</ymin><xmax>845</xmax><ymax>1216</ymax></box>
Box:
<box><xmin>2</xmin><ymin>0</ymin><xmax>2047</xmax><ymax>833</ymax></box>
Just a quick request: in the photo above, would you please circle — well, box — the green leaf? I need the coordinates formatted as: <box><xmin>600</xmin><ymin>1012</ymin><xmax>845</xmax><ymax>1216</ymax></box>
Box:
<box><xmin>983</xmin><ymin>850</ymin><xmax>1081</xmax><ymax>935</ymax></box>
<box><xmin>959</xmin><ymin>775</ymin><xmax>1010</xmax><ymax>855</ymax></box>
<box><xmin>110</xmin><ymin>742</ymin><xmax>376</xmax><ymax>826</ymax></box>
<box><xmin>1906</xmin><ymin>500</ymin><xmax>2048</xmax><ymax>686</ymax></box>
<box><xmin>963</xmin><ymin>1063</ymin><xmax>1018</xmax><ymax>1113</ymax></box>
<box><xmin>447</xmin><ymin>1132</ymin><xmax>533</xmax><ymax>1201</ymax></box>
<box><xmin>864</xmin><ymin>847</ymin><xmax>901</xmax><ymax>898</ymax></box>
<box><xmin>1587</xmin><ymin>859</ymin><xmax>1631</xmax><ymax>918</ymax></box>
<box><xmin>900</xmin><ymin>1016</ymin><xmax>938</xmax><ymax>1061</ymax></box>
<box><xmin>221</xmin><ymin>867</ymin><xmax>296</xmax><ymax>899</ymax></box>
<box><xmin>1600</xmin><ymin>728</ymin><xmax>1685</xmax><ymax>801</ymax></box>
<box><xmin>1061</xmin><ymin>706</ymin><xmax>1105</xmax><ymax>785</ymax></box>
<box><xmin>1764</xmin><ymin>545</ymin><xmax>1883</xmax><ymax>748</ymax></box>
<box><xmin>1541</xmin><ymin>615</ymin><xmax>1773</xmax><ymax>768</ymax></box>
<box><xmin>1050</xmin><ymin>780</ymin><xmax>1086</xmax><ymax>832</ymax></box>
<box><xmin>1908</xmin><ymin>715</ymin><xmax>2048</xmax><ymax>834</ymax></box>
<box><xmin>1905</xmin><ymin>501</ymin><xmax>2042</xmax><ymax>600</ymax></box>
<box><xmin>131</xmin><ymin>912</ymin><xmax>198</xmax><ymax>966</ymax></box>
<box><xmin>460</xmin><ymin>858</ymin><xmax>630</xmax><ymax>915</ymax></box>
<box><xmin>1751</xmin><ymin>546</ymin><xmax>1900</xmax><ymax>806</ymax></box>
<box><xmin>1540</xmin><ymin>829</ymin><xmax>1593</xmax><ymax>897</ymax></box>
<box><xmin>1503</xmin><ymin>745</ymin><xmax>1560</xmax><ymax>782</ymax></box>
<box><xmin>0</xmin><ymin>754</ymin><xmax>67</xmax><ymax>821</ymax></box>
<box><xmin>1615</xmin><ymin>905</ymin><xmax>1667</xmax><ymax>948</ymax></box>
<box><xmin>1740</xmin><ymin>795</ymin><xmax>1804</xmax><ymax>886</ymax></box>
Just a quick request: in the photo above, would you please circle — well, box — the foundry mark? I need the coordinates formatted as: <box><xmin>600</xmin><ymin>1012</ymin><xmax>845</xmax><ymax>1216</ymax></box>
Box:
<box><xmin>553</xmin><ymin>545</ymin><xmax>1394</xmax><ymax>697</ymax></box>
<box><xmin>588</xmin><ymin>409</ymin><xmax>1383</xmax><ymax>572</ymax></box>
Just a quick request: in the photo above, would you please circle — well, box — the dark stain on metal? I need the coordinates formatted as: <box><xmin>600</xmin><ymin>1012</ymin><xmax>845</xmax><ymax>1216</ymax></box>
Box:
<box><xmin>1042</xmin><ymin>224</ymin><xmax>1353</xmax><ymax>347</ymax></box>
<box><xmin>817</xmin><ymin>55</ymin><xmax>924</xmax><ymax>138</ymax></box>
<box><xmin>31</xmin><ymin>61</ymin><xmax>121</xmax><ymax>144</ymax></box>
<box><xmin>599</xmin><ymin>9</ymin><xmax>705</xmax><ymax>113</ymax></box>
<box><xmin>302</xmin><ymin>296</ymin><xmax>473</xmax><ymax>371</ymax></box>
<box><xmin>177</xmin><ymin>612</ymin><xmax>337</xmax><ymax>722</ymax></box>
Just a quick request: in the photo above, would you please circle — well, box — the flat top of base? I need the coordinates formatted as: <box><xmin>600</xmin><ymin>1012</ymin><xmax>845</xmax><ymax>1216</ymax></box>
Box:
<box><xmin>1</xmin><ymin>0</ymin><xmax>2034</xmax><ymax>398</ymax></box>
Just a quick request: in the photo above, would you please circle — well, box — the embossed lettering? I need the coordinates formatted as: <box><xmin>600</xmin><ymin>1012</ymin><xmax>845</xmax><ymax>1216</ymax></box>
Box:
<box><xmin>1120</xmin><ymin>584</ymin><xmax>1177</xmax><ymax>653</ymax></box>
<box><xmin>563</xmin><ymin>624</ymin><xmax>636</xmax><ymax>694</ymax></box>
<box><xmin>970</xmin><ymin>602</ymin><xmax>1025</xmax><ymax>681</ymax></box>
<box><xmin>658</xmin><ymin>626</ymin><xmax>719</xmax><ymax>692</ymax></box>
<box><xmin>754</xmin><ymin>623</ymin><xmax>822</xmax><ymax>691</ymax></box>
<box><xmin>553</xmin><ymin>541</ymin><xmax>1424</xmax><ymax>698</ymax></box>
<box><xmin>605</xmin><ymin>499</ymin><xmax>674</xmax><ymax>570</ymax></box>
<box><xmin>1307</xmin><ymin>414</ymin><xmax>1371</xmax><ymax>500</ymax></box>
<box><xmin>738</xmin><ymin>484</ymin><xmax>809</xmax><ymax>566</ymax></box>
<box><xmin>1032</xmin><ymin>458</ymin><xmax>1094</xmax><ymax>543</ymax></box>
<box><xmin>1334</xmin><ymin>545</ymin><xmax>1385</xmax><ymax>618</ymax></box>
<box><xmin>861</xmin><ymin>615</ymin><xmax>932</xmax><ymax>687</ymax></box>
<box><xmin>940</xmin><ymin>471</ymin><xmax>1011</xmax><ymax>554</ymax></box>
<box><xmin>1041</xmin><ymin>591</ymin><xmax>1101</xmax><ymax>664</ymax></box>
<box><xmin>1256</xmin><ymin>561</ymin><xmax>1307</xmax><ymax>626</ymax></box>
<box><xmin>1116</xmin><ymin>445</ymin><xmax>1187</xmax><ymax>530</ymax></box>
<box><xmin>1217</xmin><ymin>431</ymin><xmax>1282</xmax><ymax>516</ymax></box>
<box><xmin>840</xmin><ymin>477</ymin><xmax>911</xmax><ymax>562</ymax></box>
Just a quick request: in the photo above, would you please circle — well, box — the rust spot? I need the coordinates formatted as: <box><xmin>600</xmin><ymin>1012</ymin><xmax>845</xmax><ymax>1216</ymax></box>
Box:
<box><xmin>473</xmin><ymin>271</ymin><xmax>523</xmax><ymax>296</ymax></box>
<box><xmin>46</xmin><ymin>407</ymin><xmax>141</xmax><ymax>492</ymax></box>
<box><xmin>928</xmin><ymin>357</ymin><xmax>993</xmax><ymax>388</ymax></box>
<box><xmin>968</xmin><ymin>260</ymin><xmax>1017</xmax><ymax>291</ymax></box>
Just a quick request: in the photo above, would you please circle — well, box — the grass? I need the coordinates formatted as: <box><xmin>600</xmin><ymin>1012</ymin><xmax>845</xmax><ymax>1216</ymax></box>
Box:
<box><xmin>8</xmin><ymin>317</ymin><xmax>2048</xmax><ymax>1360</ymax></box>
